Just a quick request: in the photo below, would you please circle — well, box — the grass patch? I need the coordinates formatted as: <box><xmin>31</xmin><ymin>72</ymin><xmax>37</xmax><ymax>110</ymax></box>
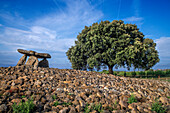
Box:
<box><xmin>12</xmin><ymin>98</ymin><xmax>34</xmax><ymax>113</ymax></box>
<box><xmin>52</xmin><ymin>94</ymin><xmax>56</xmax><ymax>100</ymax></box>
<box><xmin>151</xmin><ymin>101</ymin><xmax>166</xmax><ymax>113</ymax></box>
<box><xmin>84</xmin><ymin>103</ymin><xmax>103</xmax><ymax>113</ymax></box>
<box><xmin>128</xmin><ymin>94</ymin><xmax>137</xmax><ymax>104</ymax></box>
<box><xmin>53</xmin><ymin>101</ymin><xmax>72</xmax><ymax>106</ymax></box>
<box><xmin>21</xmin><ymin>95</ymin><xmax>26</xmax><ymax>98</ymax></box>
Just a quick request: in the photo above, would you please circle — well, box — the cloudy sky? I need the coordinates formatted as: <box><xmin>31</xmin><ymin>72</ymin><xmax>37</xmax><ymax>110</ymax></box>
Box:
<box><xmin>0</xmin><ymin>0</ymin><xmax>170</xmax><ymax>70</ymax></box>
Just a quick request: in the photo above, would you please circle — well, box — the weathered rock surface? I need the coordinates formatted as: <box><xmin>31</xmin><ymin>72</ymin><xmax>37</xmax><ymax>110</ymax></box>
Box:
<box><xmin>0</xmin><ymin>66</ymin><xmax>169</xmax><ymax>112</ymax></box>
<box><xmin>17</xmin><ymin>54</ymin><xmax>27</xmax><ymax>66</ymax></box>
<box><xmin>17</xmin><ymin>49</ymin><xmax>51</xmax><ymax>68</ymax></box>
<box><xmin>38</xmin><ymin>58</ymin><xmax>49</xmax><ymax>67</ymax></box>
<box><xmin>26</xmin><ymin>56</ymin><xmax>39</xmax><ymax>68</ymax></box>
<box><xmin>17</xmin><ymin>49</ymin><xmax>51</xmax><ymax>58</ymax></box>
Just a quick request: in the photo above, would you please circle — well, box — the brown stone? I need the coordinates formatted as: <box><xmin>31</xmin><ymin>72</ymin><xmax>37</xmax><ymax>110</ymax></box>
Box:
<box><xmin>38</xmin><ymin>58</ymin><xmax>49</xmax><ymax>67</ymax></box>
<box><xmin>17</xmin><ymin>49</ymin><xmax>35</xmax><ymax>56</ymax></box>
<box><xmin>35</xmin><ymin>52</ymin><xmax>51</xmax><ymax>58</ymax></box>
<box><xmin>17</xmin><ymin>54</ymin><xmax>27</xmax><ymax>66</ymax></box>
<box><xmin>26</xmin><ymin>56</ymin><xmax>39</xmax><ymax>68</ymax></box>
<box><xmin>69</xmin><ymin>107</ymin><xmax>76</xmax><ymax>113</ymax></box>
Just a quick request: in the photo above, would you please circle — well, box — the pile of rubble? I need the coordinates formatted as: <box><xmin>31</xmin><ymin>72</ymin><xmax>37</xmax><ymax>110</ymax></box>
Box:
<box><xmin>0</xmin><ymin>65</ymin><xmax>169</xmax><ymax>113</ymax></box>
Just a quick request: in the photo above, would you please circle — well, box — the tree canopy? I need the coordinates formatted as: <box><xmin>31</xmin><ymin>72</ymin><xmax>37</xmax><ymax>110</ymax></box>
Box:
<box><xmin>66</xmin><ymin>20</ymin><xmax>159</xmax><ymax>74</ymax></box>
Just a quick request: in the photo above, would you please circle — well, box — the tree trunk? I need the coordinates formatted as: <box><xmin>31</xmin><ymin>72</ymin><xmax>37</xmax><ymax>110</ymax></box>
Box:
<box><xmin>108</xmin><ymin>65</ymin><xmax>113</xmax><ymax>74</ymax></box>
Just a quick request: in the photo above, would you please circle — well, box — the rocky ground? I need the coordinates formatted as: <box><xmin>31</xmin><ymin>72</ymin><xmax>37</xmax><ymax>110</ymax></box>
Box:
<box><xmin>0</xmin><ymin>65</ymin><xmax>169</xmax><ymax>113</ymax></box>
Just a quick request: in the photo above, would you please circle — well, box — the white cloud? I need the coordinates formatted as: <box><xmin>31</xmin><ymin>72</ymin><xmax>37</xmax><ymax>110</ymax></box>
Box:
<box><xmin>34</xmin><ymin>0</ymin><xmax>103</xmax><ymax>37</ymax></box>
<box><xmin>0</xmin><ymin>26</ymin><xmax>75</xmax><ymax>52</ymax></box>
<box><xmin>0</xmin><ymin>0</ymin><xmax>103</xmax><ymax>52</ymax></box>
<box><xmin>155</xmin><ymin>37</ymin><xmax>170</xmax><ymax>57</ymax></box>
<box><xmin>0</xmin><ymin>0</ymin><xmax>103</xmax><ymax>67</ymax></box>
<box><xmin>123</xmin><ymin>16</ymin><xmax>143</xmax><ymax>22</ymax></box>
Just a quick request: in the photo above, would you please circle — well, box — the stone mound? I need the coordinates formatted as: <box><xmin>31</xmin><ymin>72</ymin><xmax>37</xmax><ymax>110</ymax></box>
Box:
<box><xmin>0</xmin><ymin>66</ymin><xmax>169</xmax><ymax>112</ymax></box>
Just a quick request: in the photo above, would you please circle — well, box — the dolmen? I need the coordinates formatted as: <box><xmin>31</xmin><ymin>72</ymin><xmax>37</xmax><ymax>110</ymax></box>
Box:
<box><xmin>17</xmin><ymin>49</ymin><xmax>51</xmax><ymax>68</ymax></box>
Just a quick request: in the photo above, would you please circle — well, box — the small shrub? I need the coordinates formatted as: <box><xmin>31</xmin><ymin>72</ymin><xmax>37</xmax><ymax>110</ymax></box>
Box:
<box><xmin>12</xmin><ymin>99</ymin><xmax>34</xmax><ymax>113</ymax></box>
<box><xmin>155</xmin><ymin>70</ymin><xmax>163</xmax><ymax>77</ymax></box>
<box><xmin>128</xmin><ymin>94</ymin><xmax>137</xmax><ymax>104</ymax></box>
<box><xmin>151</xmin><ymin>101</ymin><xmax>166</xmax><ymax>113</ymax></box>
<box><xmin>131</xmin><ymin>71</ymin><xmax>136</xmax><ymax>77</ymax></box>
<box><xmin>139</xmin><ymin>71</ymin><xmax>145</xmax><ymax>76</ymax></box>
<box><xmin>167</xmin><ymin>96</ymin><xmax>170</xmax><ymax>99</ymax></box>
<box><xmin>119</xmin><ymin>71</ymin><xmax>126</xmax><ymax>77</ymax></box>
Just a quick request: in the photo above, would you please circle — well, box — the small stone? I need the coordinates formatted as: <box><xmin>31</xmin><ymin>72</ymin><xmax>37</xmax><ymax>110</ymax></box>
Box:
<box><xmin>69</xmin><ymin>107</ymin><xmax>76</xmax><ymax>113</ymax></box>
<box><xmin>0</xmin><ymin>104</ymin><xmax>7</xmax><ymax>112</ymax></box>
<box><xmin>11</xmin><ymin>98</ymin><xmax>22</xmax><ymax>104</ymax></box>
<box><xmin>52</xmin><ymin>106</ymin><xmax>59</xmax><ymax>112</ymax></box>
<box><xmin>41</xmin><ymin>97</ymin><xmax>46</xmax><ymax>103</ymax></box>
<box><xmin>75</xmin><ymin>105</ymin><xmax>81</xmax><ymax>112</ymax></box>
<box><xmin>137</xmin><ymin>105</ymin><xmax>144</xmax><ymax>112</ymax></box>
<box><xmin>159</xmin><ymin>97</ymin><xmax>168</xmax><ymax>104</ymax></box>
<box><xmin>79</xmin><ymin>100</ymin><xmax>85</xmax><ymax>107</ymax></box>
<box><xmin>128</xmin><ymin>103</ymin><xmax>136</xmax><ymax>109</ymax></box>
<box><xmin>112</xmin><ymin>110</ymin><xmax>125</xmax><ymax>113</ymax></box>
<box><xmin>158</xmin><ymin>88</ymin><xmax>163</xmax><ymax>92</ymax></box>
<box><xmin>59</xmin><ymin>107</ymin><xmax>68</xmax><ymax>113</ymax></box>
<box><xmin>131</xmin><ymin>108</ymin><xmax>139</xmax><ymax>113</ymax></box>
<box><xmin>102</xmin><ymin>110</ymin><xmax>110</xmax><ymax>113</ymax></box>
<box><xmin>119</xmin><ymin>99</ymin><xmax>128</xmax><ymax>109</ymax></box>
<box><xmin>144</xmin><ymin>108</ymin><xmax>152</xmax><ymax>113</ymax></box>
<box><xmin>25</xmin><ymin>91</ymin><xmax>32</xmax><ymax>96</ymax></box>
<box><xmin>44</xmin><ymin>103</ymin><xmax>51</xmax><ymax>112</ymax></box>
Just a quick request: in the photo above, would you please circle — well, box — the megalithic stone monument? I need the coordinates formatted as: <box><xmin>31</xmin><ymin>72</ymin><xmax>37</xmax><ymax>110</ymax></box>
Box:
<box><xmin>17</xmin><ymin>49</ymin><xmax>51</xmax><ymax>68</ymax></box>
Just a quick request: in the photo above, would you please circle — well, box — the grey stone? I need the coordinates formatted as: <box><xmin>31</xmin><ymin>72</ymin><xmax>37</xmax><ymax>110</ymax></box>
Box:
<box><xmin>0</xmin><ymin>104</ymin><xmax>7</xmax><ymax>112</ymax></box>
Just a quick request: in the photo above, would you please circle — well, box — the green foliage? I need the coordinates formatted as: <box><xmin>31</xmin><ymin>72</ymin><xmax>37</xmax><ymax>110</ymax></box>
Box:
<box><xmin>91</xmin><ymin>103</ymin><xmax>103</xmax><ymax>112</ymax></box>
<box><xmin>119</xmin><ymin>71</ymin><xmax>126</xmax><ymax>77</ymax></box>
<box><xmin>151</xmin><ymin>101</ymin><xmax>166</xmax><ymax>113</ymax></box>
<box><xmin>84</xmin><ymin>103</ymin><xmax>91</xmax><ymax>113</ymax></box>
<box><xmin>101</xmin><ymin>70</ymin><xmax>109</xmax><ymax>74</ymax></box>
<box><xmin>21</xmin><ymin>95</ymin><xmax>26</xmax><ymax>98</ymax></box>
<box><xmin>52</xmin><ymin>94</ymin><xmax>56</xmax><ymax>100</ymax></box>
<box><xmin>128</xmin><ymin>94</ymin><xmax>137</xmax><ymax>104</ymax></box>
<box><xmin>66</xmin><ymin>20</ymin><xmax>160</xmax><ymax>74</ymax></box>
<box><xmin>84</xmin><ymin>103</ymin><xmax>103</xmax><ymax>113</ymax></box>
<box><xmin>53</xmin><ymin>101</ymin><xmax>72</xmax><ymax>106</ymax></box>
<box><xmin>53</xmin><ymin>101</ymin><xmax>59</xmax><ymax>106</ymax></box>
<box><xmin>12</xmin><ymin>99</ymin><xmax>34</xmax><ymax>113</ymax></box>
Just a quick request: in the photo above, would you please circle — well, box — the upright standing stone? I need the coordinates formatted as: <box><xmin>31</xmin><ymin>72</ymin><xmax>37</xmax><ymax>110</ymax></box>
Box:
<box><xmin>17</xmin><ymin>54</ymin><xmax>27</xmax><ymax>66</ymax></box>
<box><xmin>26</xmin><ymin>56</ymin><xmax>39</xmax><ymax>68</ymax></box>
<box><xmin>38</xmin><ymin>58</ymin><xmax>49</xmax><ymax>67</ymax></box>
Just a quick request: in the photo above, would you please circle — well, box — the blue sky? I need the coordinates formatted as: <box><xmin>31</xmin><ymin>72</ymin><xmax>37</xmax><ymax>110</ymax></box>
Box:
<box><xmin>0</xmin><ymin>0</ymin><xmax>170</xmax><ymax>70</ymax></box>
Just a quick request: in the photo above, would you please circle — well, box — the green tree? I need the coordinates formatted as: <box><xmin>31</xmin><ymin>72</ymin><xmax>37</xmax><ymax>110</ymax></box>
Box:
<box><xmin>66</xmin><ymin>20</ymin><xmax>159</xmax><ymax>74</ymax></box>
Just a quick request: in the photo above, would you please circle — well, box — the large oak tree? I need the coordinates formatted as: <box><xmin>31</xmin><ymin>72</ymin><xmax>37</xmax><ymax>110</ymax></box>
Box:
<box><xmin>66</xmin><ymin>20</ymin><xmax>159</xmax><ymax>74</ymax></box>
